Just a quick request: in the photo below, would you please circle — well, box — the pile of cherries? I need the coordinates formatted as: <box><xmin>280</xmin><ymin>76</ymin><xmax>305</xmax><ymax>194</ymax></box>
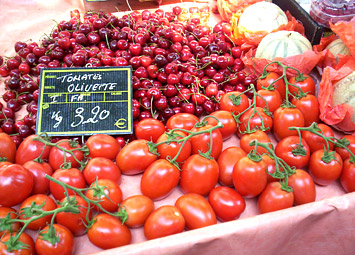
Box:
<box><xmin>0</xmin><ymin>6</ymin><xmax>257</xmax><ymax>146</ymax></box>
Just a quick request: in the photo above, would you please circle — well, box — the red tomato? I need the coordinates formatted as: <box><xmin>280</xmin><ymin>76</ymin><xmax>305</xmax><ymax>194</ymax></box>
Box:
<box><xmin>175</xmin><ymin>193</ymin><xmax>217</xmax><ymax>230</ymax></box>
<box><xmin>86</xmin><ymin>179</ymin><xmax>123</xmax><ymax>212</ymax></box>
<box><xmin>88</xmin><ymin>214</ymin><xmax>131</xmax><ymax>249</ymax></box>
<box><xmin>205</xmin><ymin>110</ymin><xmax>237</xmax><ymax>140</ymax></box>
<box><xmin>335</xmin><ymin>135</ymin><xmax>355</xmax><ymax>161</ymax></box>
<box><xmin>208</xmin><ymin>186</ymin><xmax>246</xmax><ymax>222</ymax></box>
<box><xmin>308</xmin><ymin>150</ymin><xmax>343</xmax><ymax>186</ymax></box>
<box><xmin>120</xmin><ymin>195</ymin><xmax>155</xmax><ymax>228</ymax></box>
<box><xmin>239</xmin><ymin>130</ymin><xmax>272</xmax><ymax>155</ymax></box>
<box><xmin>238</xmin><ymin>107</ymin><xmax>273</xmax><ymax>135</ymax></box>
<box><xmin>219</xmin><ymin>91</ymin><xmax>250</xmax><ymax>115</ymax></box>
<box><xmin>0</xmin><ymin>164</ymin><xmax>33</xmax><ymax>207</ymax></box>
<box><xmin>257</xmin><ymin>72</ymin><xmax>286</xmax><ymax>99</ymax></box>
<box><xmin>217</xmin><ymin>146</ymin><xmax>246</xmax><ymax>187</ymax></box>
<box><xmin>49</xmin><ymin>168</ymin><xmax>86</xmax><ymax>201</ymax></box>
<box><xmin>22</xmin><ymin>161</ymin><xmax>53</xmax><ymax>195</ymax></box>
<box><xmin>135</xmin><ymin>118</ymin><xmax>166</xmax><ymax>142</ymax></box>
<box><xmin>156</xmin><ymin>131</ymin><xmax>191</xmax><ymax>165</ymax></box>
<box><xmin>275</xmin><ymin>136</ymin><xmax>311</xmax><ymax>169</ymax></box>
<box><xmin>273</xmin><ymin>107</ymin><xmax>304</xmax><ymax>141</ymax></box>
<box><xmin>19</xmin><ymin>194</ymin><xmax>57</xmax><ymax>231</ymax></box>
<box><xmin>48</xmin><ymin>139</ymin><xmax>84</xmax><ymax>170</ymax></box>
<box><xmin>140</xmin><ymin>159</ymin><xmax>180</xmax><ymax>200</ymax></box>
<box><xmin>340</xmin><ymin>159</ymin><xmax>355</xmax><ymax>193</ymax></box>
<box><xmin>0</xmin><ymin>207</ymin><xmax>21</xmax><ymax>235</ymax></box>
<box><xmin>16</xmin><ymin>135</ymin><xmax>52</xmax><ymax>165</ymax></box>
<box><xmin>0</xmin><ymin>133</ymin><xmax>16</xmax><ymax>163</ymax></box>
<box><xmin>116</xmin><ymin>139</ymin><xmax>157</xmax><ymax>175</ymax></box>
<box><xmin>144</xmin><ymin>205</ymin><xmax>185</xmax><ymax>240</ymax></box>
<box><xmin>288</xmin><ymin>75</ymin><xmax>316</xmax><ymax>96</ymax></box>
<box><xmin>180</xmin><ymin>154</ymin><xmax>219</xmax><ymax>196</ymax></box>
<box><xmin>86</xmin><ymin>134</ymin><xmax>121</xmax><ymax>160</ymax></box>
<box><xmin>232</xmin><ymin>155</ymin><xmax>268</xmax><ymax>197</ymax></box>
<box><xmin>0</xmin><ymin>232</ymin><xmax>35</xmax><ymax>255</ymax></box>
<box><xmin>56</xmin><ymin>195</ymin><xmax>91</xmax><ymax>236</ymax></box>
<box><xmin>258</xmin><ymin>182</ymin><xmax>294</xmax><ymax>213</ymax></box>
<box><xmin>35</xmin><ymin>224</ymin><xmax>74</xmax><ymax>255</ymax></box>
<box><xmin>166</xmin><ymin>113</ymin><xmax>199</xmax><ymax>131</ymax></box>
<box><xmin>288</xmin><ymin>169</ymin><xmax>316</xmax><ymax>205</ymax></box>
<box><xmin>301</xmin><ymin>124</ymin><xmax>334</xmax><ymax>153</ymax></box>
<box><xmin>190</xmin><ymin>124</ymin><xmax>223</xmax><ymax>159</ymax></box>
<box><xmin>256</xmin><ymin>89</ymin><xmax>282</xmax><ymax>113</ymax></box>
<box><xmin>291</xmin><ymin>94</ymin><xmax>320</xmax><ymax>126</ymax></box>
<box><xmin>83</xmin><ymin>157</ymin><xmax>121</xmax><ymax>185</ymax></box>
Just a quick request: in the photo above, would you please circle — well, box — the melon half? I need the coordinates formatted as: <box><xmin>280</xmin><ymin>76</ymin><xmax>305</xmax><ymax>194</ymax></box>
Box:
<box><xmin>255</xmin><ymin>30</ymin><xmax>312</xmax><ymax>60</ymax></box>
<box><xmin>238</xmin><ymin>2</ymin><xmax>288</xmax><ymax>34</ymax></box>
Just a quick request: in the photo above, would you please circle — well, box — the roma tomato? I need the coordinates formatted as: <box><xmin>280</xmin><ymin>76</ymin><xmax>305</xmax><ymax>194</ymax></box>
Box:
<box><xmin>257</xmin><ymin>72</ymin><xmax>286</xmax><ymax>99</ymax></box>
<box><xmin>288</xmin><ymin>169</ymin><xmax>316</xmax><ymax>205</ymax></box>
<box><xmin>302</xmin><ymin>124</ymin><xmax>334</xmax><ymax>153</ymax></box>
<box><xmin>308</xmin><ymin>150</ymin><xmax>343</xmax><ymax>186</ymax></box>
<box><xmin>35</xmin><ymin>224</ymin><xmax>74</xmax><ymax>255</ymax></box>
<box><xmin>119</xmin><ymin>195</ymin><xmax>155</xmax><ymax>228</ymax></box>
<box><xmin>180</xmin><ymin>154</ymin><xmax>219</xmax><ymax>196</ymax></box>
<box><xmin>217</xmin><ymin>146</ymin><xmax>246</xmax><ymax>187</ymax></box>
<box><xmin>0</xmin><ymin>207</ymin><xmax>21</xmax><ymax>235</ymax></box>
<box><xmin>144</xmin><ymin>205</ymin><xmax>185</xmax><ymax>240</ymax></box>
<box><xmin>273</xmin><ymin>107</ymin><xmax>304</xmax><ymax>141</ymax></box>
<box><xmin>166</xmin><ymin>113</ymin><xmax>199</xmax><ymax>131</ymax></box>
<box><xmin>257</xmin><ymin>182</ymin><xmax>294</xmax><ymax>214</ymax></box>
<box><xmin>0</xmin><ymin>232</ymin><xmax>35</xmax><ymax>255</ymax></box>
<box><xmin>0</xmin><ymin>133</ymin><xmax>16</xmax><ymax>163</ymax></box>
<box><xmin>56</xmin><ymin>195</ymin><xmax>91</xmax><ymax>236</ymax></box>
<box><xmin>335</xmin><ymin>135</ymin><xmax>355</xmax><ymax>161</ymax></box>
<box><xmin>288</xmin><ymin>75</ymin><xmax>315</xmax><ymax>96</ymax></box>
<box><xmin>86</xmin><ymin>134</ymin><xmax>121</xmax><ymax>160</ymax></box>
<box><xmin>19</xmin><ymin>194</ymin><xmax>57</xmax><ymax>231</ymax></box>
<box><xmin>256</xmin><ymin>89</ymin><xmax>282</xmax><ymax>113</ymax></box>
<box><xmin>48</xmin><ymin>139</ymin><xmax>84</xmax><ymax>170</ymax></box>
<box><xmin>233</xmin><ymin>155</ymin><xmax>268</xmax><ymax>197</ymax></box>
<box><xmin>205</xmin><ymin>110</ymin><xmax>237</xmax><ymax>140</ymax></box>
<box><xmin>239</xmin><ymin>130</ymin><xmax>271</xmax><ymax>155</ymax></box>
<box><xmin>340</xmin><ymin>159</ymin><xmax>355</xmax><ymax>193</ymax></box>
<box><xmin>175</xmin><ymin>193</ymin><xmax>217</xmax><ymax>230</ymax></box>
<box><xmin>275</xmin><ymin>136</ymin><xmax>310</xmax><ymax>169</ymax></box>
<box><xmin>238</xmin><ymin>107</ymin><xmax>273</xmax><ymax>135</ymax></box>
<box><xmin>88</xmin><ymin>214</ymin><xmax>131</xmax><ymax>249</ymax></box>
<box><xmin>16</xmin><ymin>135</ymin><xmax>52</xmax><ymax>165</ymax></box>
<box><xmin>0</xmin><ymin>164</ymin><xmax>33</xmax><ymax>207</ymax></box>
<box><xmin>135</xmin><ymin>118</ymin><xmax>166</xmax><ymax>142</ymax></box>
<box><xmin>190</xmin><ymin>124</ymin><xmax>223</xmax><ymax>159</ymax></box>
<box><xmin>291</xmin><ymin>94</ymin><xmax>320</xmax><ymax>126</ymax></box>
<box><xmin>49</xmin><ymin>168</ymin><xmax>86</xmax><ymax>201</ymax></box>
<box><xmin>156</xmin><ymin>131</ymin><xmax>191</xmax><ymax>165</ymax></box>
<box><xmin>208</xmin><ymin>186</ymin><xmax>245</xmax><ymax>222</ymax></box>
<box><xmin>116</xmin><ymin>139</ymin><xmax>157</xmax><ymax>175</ymax></box>
<box><xmin>141</xmin><ymin>159</ymin><xmax>180</xmax><ymax>200</ymax></box>
<box><xmin>83</xmin><ymin>157</ymin><xmax>121</xmax><ymax>185</ymax></box>
<box><xmin>219</xmin><ymin>91</ymin><xmax>250</xmax><ymax>115</ymax></box>
<box><xmin>23</xmin><ymin>161</ymin><xmax>53</xmax><ymax>195</ymax></box>
<box><xmin>86</xmin><ymin>179</ymin><xmax>123</xmax><ymax>212</ymax></box>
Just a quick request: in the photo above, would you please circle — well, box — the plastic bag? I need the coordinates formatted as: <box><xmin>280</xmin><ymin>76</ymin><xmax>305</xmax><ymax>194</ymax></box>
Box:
<box><xmin>318</xmin><ymin>57</ymin><xmax>355</xmax><ymax>133</ymax></box>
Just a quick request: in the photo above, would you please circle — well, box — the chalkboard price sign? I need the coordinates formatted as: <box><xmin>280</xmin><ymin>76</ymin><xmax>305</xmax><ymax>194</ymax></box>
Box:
<box><xmin>36</xmin><ymin>67</ymin><xmax>132</xmax><ymax>136</ymax></box>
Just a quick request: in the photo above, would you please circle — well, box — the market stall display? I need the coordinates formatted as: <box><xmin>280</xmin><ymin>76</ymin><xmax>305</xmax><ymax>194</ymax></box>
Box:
<box><xmin>0</xmin><ymin>0</ymin><xmax>355</xmax><ymax>255</ymax></box>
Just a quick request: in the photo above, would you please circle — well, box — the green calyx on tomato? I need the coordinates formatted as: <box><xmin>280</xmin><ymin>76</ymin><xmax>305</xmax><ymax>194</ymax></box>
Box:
<box><xmin>228</xmin><ymin>93</ymin><xmax>242</xmax><ymax>106</ymax></box>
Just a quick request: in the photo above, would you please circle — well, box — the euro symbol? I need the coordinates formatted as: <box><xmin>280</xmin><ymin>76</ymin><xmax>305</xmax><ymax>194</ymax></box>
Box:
<box><xmin>115</xmin><ymin>118</ymin><xmax>127</xmax><ymax>129</ymax></box>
